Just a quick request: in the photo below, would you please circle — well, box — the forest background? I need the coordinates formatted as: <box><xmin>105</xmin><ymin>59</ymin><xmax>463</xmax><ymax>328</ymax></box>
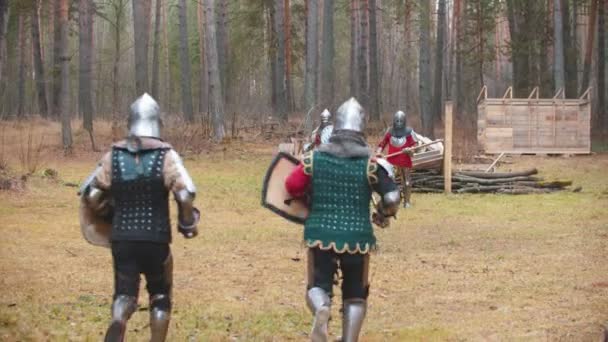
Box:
<box><xmin>0</xmin><ymin>0</ymin><xmax>606</xmax><ymax>152</ymax></box>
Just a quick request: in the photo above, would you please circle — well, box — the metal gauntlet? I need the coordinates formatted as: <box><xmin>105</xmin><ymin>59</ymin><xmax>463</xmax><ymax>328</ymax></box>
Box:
<box><xmin>85</xmin><ymin>186</ymin><xmax>111</xmax><ymax>215</ymax></box>
<box><xmin>80</xmin><ymin>166</ymin><xmax>111</xmax><ymax>215</ymax></box>
<box><xmin>378</xmin><ymin>190</ymin><xmax>400</xmax><ymax>217</ymax></box>
<box><xmin>175</xmin><ymin>189</ymin><xmax>200</xmax><ymax>238</ymax></box>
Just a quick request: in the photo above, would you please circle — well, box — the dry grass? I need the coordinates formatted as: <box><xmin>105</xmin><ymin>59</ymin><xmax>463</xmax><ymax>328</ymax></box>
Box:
<box><xmin>0</xmin><ymin>120</ymin><xmax>607</xmax><ymax>341</ymax></box>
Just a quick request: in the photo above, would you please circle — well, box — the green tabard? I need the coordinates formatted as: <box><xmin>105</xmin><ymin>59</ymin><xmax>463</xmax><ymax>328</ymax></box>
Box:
<box><xmin>304</xmin><ymin>151</ymin><xmax>375</xmax><ymax>254</ymax></box>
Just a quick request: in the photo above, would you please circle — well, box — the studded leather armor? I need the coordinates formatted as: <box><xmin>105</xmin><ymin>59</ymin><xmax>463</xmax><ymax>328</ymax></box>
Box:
<box><xmin>110</xmin><ymin>147</ymin><xmax>171</xmax><ymax>243</ymax></box>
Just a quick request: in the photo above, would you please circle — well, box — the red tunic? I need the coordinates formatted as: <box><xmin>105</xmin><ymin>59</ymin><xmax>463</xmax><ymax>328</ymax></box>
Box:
<box><xmin>377</xmin><ymin>131</ymin><xmax>416</xmax><ymax>168</ymax></box>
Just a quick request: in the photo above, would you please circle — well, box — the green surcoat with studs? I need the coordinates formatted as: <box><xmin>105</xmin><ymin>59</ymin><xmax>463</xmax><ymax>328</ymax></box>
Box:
<box><xmin>302</xmin><ymin>151</ymin><xmax>376</xmax><ymax>254</ymax></box>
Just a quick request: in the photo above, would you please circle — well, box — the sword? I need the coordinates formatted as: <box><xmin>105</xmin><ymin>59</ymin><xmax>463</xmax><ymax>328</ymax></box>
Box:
<box><xmin>384</xmin><ymin>139</ymin><xmax>444</xmax><ymax>159</ymax></box>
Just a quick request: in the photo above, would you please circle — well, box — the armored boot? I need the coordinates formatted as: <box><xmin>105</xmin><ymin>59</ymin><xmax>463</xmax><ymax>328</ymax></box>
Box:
<box><xmin>403</xmin><ymin>186</ymin><xmax>412</xmax><ymax>208</ymax></box>
<box><xmin>104</xmin><ymin>295</ymin><xmax>137</xmax><ymax>342</ymax></box>
<box><xmin>402</xmin><ymin>168</ymin><xmax>412</xmax><ymax>208</ymax></box>
<box><xmin>149</xmin><ymin>294</ymin><xmax>171</xmax><ymax>342</ymax></box>
<box><xmin>341</xmin><ymin>298</ymin><xmax>367</xmax><ymax>342</ymax></box>
<box><xmin>306</xmin><ymin>287</ymin><xmax>331</xmax><ymax>342</ymax></box>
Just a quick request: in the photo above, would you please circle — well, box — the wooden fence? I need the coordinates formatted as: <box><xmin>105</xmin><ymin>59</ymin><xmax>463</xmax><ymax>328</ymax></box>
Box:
<box><xmin>477</xmin><ymin>86</ymin><xmax>591</xmax><ymax>154</ymax></box>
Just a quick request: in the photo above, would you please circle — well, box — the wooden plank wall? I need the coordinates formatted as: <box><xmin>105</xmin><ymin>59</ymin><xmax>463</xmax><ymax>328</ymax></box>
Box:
<box><xmin>477</xmin><ymin>99</ymin><xmax>590</xmax><ymax>154</ymax></box>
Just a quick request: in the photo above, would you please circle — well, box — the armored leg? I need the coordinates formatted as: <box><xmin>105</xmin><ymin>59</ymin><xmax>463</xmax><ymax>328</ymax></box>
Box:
<box><xmin>146</xmin><ymin>252</ymin><xmax>173</xmax><ymax>342</ymax></box>
<box><xmin>149</xmin><ymin>294</ymin><xmax>171</xmax><ymax>342</ymax></box>
<box><xmin>104</xmin><ymin>295</ymin><xmax>137</xmax><ymax>342</ymax></box>
<box><xmin>341</xmin><ymin>299</ymin><xmax>367</xmax><ymax>342</ymax></box>
<box><xmin>338</xmin><ymin>253</ymin><xmax>370</xmax><ymax>342</ymax></box>
<box><xmin>306</xmin><ymin>287</ymin><xmax>331</xmax><ymax>342</ymax></box>
<box><xmin>400</xmin><ymin>167</ymin><xmax>412</xmax><ymax>208</ymax></box>
<box><xmin>306</xmin><ymin>248</ymin><xmax>336</xmax><ymax>342</ymax></box>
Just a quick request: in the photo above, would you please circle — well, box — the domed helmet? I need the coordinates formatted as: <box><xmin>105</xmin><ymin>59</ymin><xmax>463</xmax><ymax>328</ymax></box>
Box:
<box><xmin>334</xmin><ymin>97</ymin><xmax>365</xmax><ymax>133</ymax></box>
<box><xmin>320</xmin><ymin>109</ymin><xmax>331</xmax><ymax>124</ymax></box>
<box><xmin>128</xmin><ymin>93</ymin><xmax>162</xmax><ymax>139</ymax></box>
<box><xmin>391</xmin><ymin>110</ymin><xmax>408</xmax><ymax>137</ymax></box>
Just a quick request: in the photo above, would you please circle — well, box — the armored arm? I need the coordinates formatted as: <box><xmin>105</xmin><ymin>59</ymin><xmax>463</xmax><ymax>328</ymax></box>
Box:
<box><xmin>166</xmin><ymin>150</ymin><xmax>200</xmax><ymax>238</ymax></box>
<box><xmin>376</xmin><ymin>131</ymin><xmax>390</xmax><ymax>154</ymax></box>
<box><xmin>370</xmin><ymin>158</ymin><xmax>400</xmax><ymax>227</ymax></box>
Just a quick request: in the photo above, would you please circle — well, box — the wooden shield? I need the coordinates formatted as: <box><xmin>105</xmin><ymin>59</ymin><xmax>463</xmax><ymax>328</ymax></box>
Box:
<box><xmin>261</xmin><ymin>152</ymin><xmax>309</xmax><ymax>224</ymax></box>
<box><xmin>79</xmin><ymin>194</ymin><xmax>112</xmax><ymax>248</ymax></box>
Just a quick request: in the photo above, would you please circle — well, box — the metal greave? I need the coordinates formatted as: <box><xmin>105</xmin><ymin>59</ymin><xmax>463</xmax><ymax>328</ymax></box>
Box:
<box><xmin>104</xmin><ymin>295</ymin><xmax>137</xmax><ymax>342</ymax></box>
<box><xmin>306</xmin><ymin>287</ymin><xmax>331</xmax><ymax>342</ymax></box>
<box><xmin>149</xmin><ymin>294</ymin><xmax>170</xmax><ymax>342</ymax></box>
<box><xmin>341</xmin><ymin>298</ymin><xmax>367</xmax><ymax>342</ymax></box>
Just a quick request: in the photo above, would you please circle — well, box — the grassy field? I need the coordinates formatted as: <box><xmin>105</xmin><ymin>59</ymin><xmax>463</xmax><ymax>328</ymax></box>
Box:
<box><xmin>0</xmin><ymin>121</ymin><xmax>607</xmax><ymax>341</ymax></box>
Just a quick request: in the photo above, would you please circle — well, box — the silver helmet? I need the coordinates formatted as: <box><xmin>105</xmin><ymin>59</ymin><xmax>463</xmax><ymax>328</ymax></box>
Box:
<box><xmin>334</xmin><ymin>97</ymin><xmax>365</xmax><ymax>133</ymax></box>
<box><xmin>393</xmin><ymin>110</ymin><xmax>406</xmax><ymax>129</ymax></box>
<box><xmin>320</xmin><ymin>109</ymin><xmax>331</xmax><ymax>124</ymax></box>
<box><xmin>128</xmin><ymin>93</ymin><xmax>162</xmax><ymax>138</ymax></box>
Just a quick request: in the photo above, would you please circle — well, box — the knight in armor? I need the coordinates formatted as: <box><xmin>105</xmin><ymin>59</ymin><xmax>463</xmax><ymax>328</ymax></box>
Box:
<box><xmin>376</xmin><ymin>110</ymin><xmax>417</xmax><ymax>208</ymax></box>
<box><xmin>305</xmin><ymin>109</ymin><xmax>334</xmax><ymax>152</ymax></box>
<box><xmin>80</xmin><ymin>93</ymin><xmax>200</xmax><ymax>342</ymax></box>
<box><xmin>285</xmin><ymin>98</ymin><xmax>401</xmax><ymax>342</ymax></box>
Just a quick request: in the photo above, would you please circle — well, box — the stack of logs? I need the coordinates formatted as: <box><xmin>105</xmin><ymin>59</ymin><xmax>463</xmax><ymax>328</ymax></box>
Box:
<box><xmin>411</xmin><ymin>168</ymin><xmax>575</xmax><ymax>194</ymax></box>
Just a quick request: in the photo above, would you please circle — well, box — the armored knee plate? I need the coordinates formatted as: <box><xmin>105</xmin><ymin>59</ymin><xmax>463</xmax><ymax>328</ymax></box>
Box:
<box><xmin>149</xmin><ymin>294</ymin><xmax>171</xmax><ymax>342</ymax></box>
<box><xmin>341</xmin><ymin>299</ymin><xmax>367</xmax><ymax>342</ymax></box>
<box><xmin>306</xmin><ymin>287</ymin><xmax>331</xmax><ymax>342</ymax></box>
<box><xmin>104</xmin><ymin>295</ymin><xmax>137</xmax><ymax>342</ymax></box>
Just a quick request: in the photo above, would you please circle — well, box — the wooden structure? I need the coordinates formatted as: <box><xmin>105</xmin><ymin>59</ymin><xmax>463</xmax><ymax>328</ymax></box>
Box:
<box><xmin>477</xmin><ymin>86</ymin><xmax>591</xmax><ymax>154</ymax></box>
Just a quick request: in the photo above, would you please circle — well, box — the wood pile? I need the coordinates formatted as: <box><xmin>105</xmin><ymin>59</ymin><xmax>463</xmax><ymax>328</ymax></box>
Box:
<box><xmin>411</xmin><ymin>168</ymin><xmax>577</xmax><ymax>194</ymax></box>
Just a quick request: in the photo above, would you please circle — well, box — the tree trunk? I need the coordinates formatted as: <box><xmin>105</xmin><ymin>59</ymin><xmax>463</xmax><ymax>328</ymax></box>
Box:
<box><xmin>112</xmin><ymin>0</ymin><xmax>126</xmax><ymax>137</ymax></box>
<box><xmin>204</xmin><ymin>0</ymin><xmax>225</xmax><ymax>140</ymax></box>
<box><xmin>357</xmin><ymin>0</ymin><xmax>368</xmax><ymax>108</ymax></box>
<box><xmin>403</xmin><ymin>0</ymin><xmax>413</xmax><ymax>113</ymax></box>
<box><xmin>562</xmin><ymin>0</ymin><xmax>577</xmax><ymax>97</ymax></box>
<box><xmin>554</xmin><ymin>0</ymin><xmax>566</xmax><ymax>92</ymax></box>
<box><xmin>284</xmin><ymin>0</ymin><xmax>294</xmax><ymax>112</ymax></box>
<box><xmin>52</xmin><ymin>0</ymin><xmax>62</xmax><ymax>117</ymax></box>
<box><xmin>304</xmin><ymin>0</ymin><xmax>318</xmax><ymax>117</ymax></box>
<box><xmin>178</xmin><ymin>0</ymin><xmax>194</xmax><ymax>122</ymax></box>
<box><xmin>540</xmin><ymin>0</ymin><xmax>552</xmax><ymax>97</ymax></box>
<box><xmin>133</xmin><ymin>0</ymin><xmax>150</xmax><ymax>95</ymax></box>
<box><xmin>418</xmin><ymin>0</ymin><xmax>433</xmax><ymax>138</ymax></box>
<box><xmin>17</xmin><ymin>13</ymin><xmax>26</xmax><ymax>118</ymax></box>
<box><xmin>321</xmin><ymin>0</ymin><xmax>335</xmax><ymax>110</ymax></box>
<box><xmin>350</xmin><ymin>0</ymin><xmax>358</xmax><ymax>97</ymax></box>
<box><xmin>197</xmin><ymin>0</ymin><xmax>208</xmax><ymax>113</ymax></box>
<box><xmin>216</xmin><ymin>0</ymin><xmax>228</xmax><ymax>102</ymax></box>
<box><xmin>368</xmin><ymin>0</ymin><xmax>380</xmax><ymax>120</ymax></box>
<box><xmin>32</xmin><ymin>0</ymin><xmax>48</xmax><ymax>118</ymax></box>
<box><xmin>150</xmin><ymin>0</ymin><xmax>161</xmax><ymax>99</ymax></box>
<box><xmin>268</xmin><ymin>3</ymin><xmax>277</xmax><ymax>112</ymax></box>
<box><xmin>581</xmin><ymin>0</ymin><xmax>598</xmax><ymax>95</ymax></box>
<box><xmin>597</xmin><ymin>0</ymin><xmax>605</xmax><ymax>132</ymax></box>
<box><xmin>433</xmin><ymin>0</ymin><xmax>446</xmax><ymax>124</ymax></box>
<box><xmin>162</xmin><ymin>0</ymin><xmax>172</xmax><ymax>112</ymax></box>
<box><xmin>58</xmin><ymin>0</ymin><xmax>72</xmax><ymax>151</ymax></box>
<box><xmin>506</xmin><ymin>0</ymin><xmax>532</xmax><ymax>97</ymax></box>
<box><xmin>0</xmin><ymin>0</ymin><xmax>6</xmax><ymax>88</ymax></box>
<box><xmin>79</xmin><ymin>0</ymin><xmax>94</xmax><ymax>138</ymax></box>
<box><xmin>274</xmin><ymin>0</ymin><xmax>288</xmax><ymax>120</ymax></box>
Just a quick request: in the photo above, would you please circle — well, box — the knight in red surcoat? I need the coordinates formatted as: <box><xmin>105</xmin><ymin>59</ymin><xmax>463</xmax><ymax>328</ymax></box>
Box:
<box><xmin>376</xmin><ymin>110</ymin><xmax>417</xmax><ymax>208</ymax></box>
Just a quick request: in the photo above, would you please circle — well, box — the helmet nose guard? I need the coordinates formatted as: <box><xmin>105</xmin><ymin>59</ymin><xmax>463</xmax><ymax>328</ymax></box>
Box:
<box><xmin>128</xmin><ymin>93</ymin><xmax>162</xmax><ymax>139</ymax></box>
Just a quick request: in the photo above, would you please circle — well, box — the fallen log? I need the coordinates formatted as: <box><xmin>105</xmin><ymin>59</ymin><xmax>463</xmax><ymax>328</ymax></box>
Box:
<box><xmin>451</xmin><ymin>175</ymin><xmax>541</xmax><ymax>185</ymax></box>
<box><xmin>496</xmin><ymin>187</ymin><xmax>556</xmax><ymax>194</ymax></box>
<box><xmin>454</xmin><ymin>168</ymin><xmax>538</xmax><ymax>179</ymax></box>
